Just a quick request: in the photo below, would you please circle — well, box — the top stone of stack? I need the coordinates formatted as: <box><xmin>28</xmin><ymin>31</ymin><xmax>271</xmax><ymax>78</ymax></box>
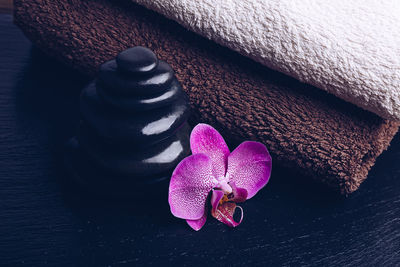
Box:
<box><xmin>116</xmin><ymin>46</ymin><xmax>158</xmax><ymax>74</ymax></box>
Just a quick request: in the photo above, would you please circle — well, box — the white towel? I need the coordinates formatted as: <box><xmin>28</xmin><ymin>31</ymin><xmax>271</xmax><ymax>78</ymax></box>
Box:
<box><xmin>132</xmin><ymin>0</ymin><xmax>400</xmax><ymax>121</ymax></box>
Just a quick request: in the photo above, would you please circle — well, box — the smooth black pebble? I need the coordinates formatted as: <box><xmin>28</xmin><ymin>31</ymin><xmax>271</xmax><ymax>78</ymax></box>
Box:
<box><xmin>98</xmin><ymin>60</ymin><xmax>174</xmax><ymax>96</ymax></box>
<box><xmin>97</xmin><ymin>78</ymin><xmax>184</xmax><ymax>111</ymax></box>
<box><xmin>116</xmin><ymin>46</ymin><xmax>158</xmax><ymax>74</ymax></box>
<box><xmin>80</xmin><ymin>82</ymin><xmax>189</xmax><ymax>146</ymax></box>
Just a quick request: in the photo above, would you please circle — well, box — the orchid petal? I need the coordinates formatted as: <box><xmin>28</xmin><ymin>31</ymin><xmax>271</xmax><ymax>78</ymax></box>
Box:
<box><xmin>169</xmin><ymin>154</ymin><xmax>217</xmax><ymax>220</ymax></box>
<box><xmin>226</xmin><ymin>141</ymin><xmax>272</xmax><ymax>199</ymax></box>
<box><xmin>211</xmin><ymin>202</ymin><xmax>244</xmax><ymax>228</ymax></box>
<box><xmin>211</xmin><ymin>190</ymin><xmax>225</xmax><ymax>214</ymax></box>
<box><xmin>187</xmin><ymin>211</ymin><xmax>207</xmax><ymax>231</ymax></box>
<box><xmin>229</xmin><ymin>182</ymin><xmax>248</xmax><ymax>203</ymax></box>
<box><xmin>190</xmin><ymin>123</ymin><xmax>230</xmax><ymax>178</ymax></box>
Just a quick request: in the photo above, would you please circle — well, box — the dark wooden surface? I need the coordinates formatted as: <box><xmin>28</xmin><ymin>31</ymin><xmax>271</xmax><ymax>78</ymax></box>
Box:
<box><xmin>1</xmin><ymin>14</ymin><xmax>400</xmax><ymax>266</ymax></box>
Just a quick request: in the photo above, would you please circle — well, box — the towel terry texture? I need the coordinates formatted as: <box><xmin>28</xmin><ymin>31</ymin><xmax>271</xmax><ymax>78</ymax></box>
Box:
<box><xmin>133</xmin><ymin>0</ymin><xmax>400</xmax><ymax>121</ymax></box>
<box><xmin>13</xmin><ymin>0</ymin><xmax>399</xmax><ymax>194</ymax></box>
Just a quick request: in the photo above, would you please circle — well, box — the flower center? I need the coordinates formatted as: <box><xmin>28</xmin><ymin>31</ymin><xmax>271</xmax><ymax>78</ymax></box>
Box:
<box><xmin>219</xmin><ymin>194</ymin><xmax>229</xmax><ymax>205</ymax></box>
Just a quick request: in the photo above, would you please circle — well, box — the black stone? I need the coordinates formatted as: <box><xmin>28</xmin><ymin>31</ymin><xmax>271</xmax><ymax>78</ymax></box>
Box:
<box><xmin>116</xmin><ymin>46</ymin><xmax>158</xmax><ymax>74</ymax></box>
<box><xmin>97</xmin><ymin>78</ymin><xmax>184</xmax><ymax>111</ymax></box>
<box><xmin>80</xmin><ymin>82</ymin><xmax>190</xmax><ymax>146</ymax></box>
<box><xmin>67</xmin><ymin>46</ymin><xmax>191</xmax><ymax>196</ymax></box>
<box><xmin>65</xmin><ymin>138</ymin><xmax>171</xmax><ymax>197</ymax></box>
<box><xmin>78</xmin><ymin>123</ymin><xmax>190</xmax><ymax>176</ymax></box>
<box><xmin>98</xmin><ymin>60</ymin><xmax>174</xmax><ymax>96</ymax></box>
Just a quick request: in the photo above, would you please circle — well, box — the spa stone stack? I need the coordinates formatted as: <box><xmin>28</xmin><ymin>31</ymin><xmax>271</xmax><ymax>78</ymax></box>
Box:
<box><xmin>66</xmin><ymin>47</ymin><xmax>191</xmax><ymax>196</ymax></box>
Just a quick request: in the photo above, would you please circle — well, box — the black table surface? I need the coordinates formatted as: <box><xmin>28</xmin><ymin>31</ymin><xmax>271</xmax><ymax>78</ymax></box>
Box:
<box><xmin>1</xmin><ymin>14</ymin><xmax>400</xmax><ymax>267</ymax></box>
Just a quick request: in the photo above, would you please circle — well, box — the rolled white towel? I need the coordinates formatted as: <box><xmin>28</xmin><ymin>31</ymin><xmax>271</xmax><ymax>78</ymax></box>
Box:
<box><xmin>132</xmin><ymin>0</ymin><xmax>400</xmax><ymax>121</ymax></box>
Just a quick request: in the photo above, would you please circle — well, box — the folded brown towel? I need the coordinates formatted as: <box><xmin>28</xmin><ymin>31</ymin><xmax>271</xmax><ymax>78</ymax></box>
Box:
<box><xmin>14</xmin><ymin>0</ymin><xmax>399</xmax><ymax>194</ymax></box>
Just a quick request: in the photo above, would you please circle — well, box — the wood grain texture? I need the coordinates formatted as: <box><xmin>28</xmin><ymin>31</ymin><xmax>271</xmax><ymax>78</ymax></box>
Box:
<box><xmin>1</xmin><ymin>15</ymin><xmax>400</xmax><ymax>266</ymax></box>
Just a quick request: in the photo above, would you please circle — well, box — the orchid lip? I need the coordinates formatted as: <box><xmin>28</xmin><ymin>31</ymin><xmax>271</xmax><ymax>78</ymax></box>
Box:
<box><xmin>216</xmin><ymin>205</ymin><xmax>244</xmax><ymax>227</ymax></box>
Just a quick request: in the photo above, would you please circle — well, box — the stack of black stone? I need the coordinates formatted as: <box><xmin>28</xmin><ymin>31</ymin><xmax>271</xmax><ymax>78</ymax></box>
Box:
<box><xmin>66</xmin><ymin>47</ymin><xmax>191</xmax><ymax>196</ymax></box>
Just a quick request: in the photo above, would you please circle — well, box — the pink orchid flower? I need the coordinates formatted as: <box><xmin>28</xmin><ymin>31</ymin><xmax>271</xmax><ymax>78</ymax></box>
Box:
<box><xmin>168</xmin><ymin>123</ymin><xmax>272</xmax><ymax>231</ymax></box>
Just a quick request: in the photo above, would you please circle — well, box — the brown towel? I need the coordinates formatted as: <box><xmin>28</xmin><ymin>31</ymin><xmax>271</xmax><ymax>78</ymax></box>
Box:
<box><xmin>13</xmin><ymin>0</ymin><xmax>399</xmax><ymax>194</ymax></box>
